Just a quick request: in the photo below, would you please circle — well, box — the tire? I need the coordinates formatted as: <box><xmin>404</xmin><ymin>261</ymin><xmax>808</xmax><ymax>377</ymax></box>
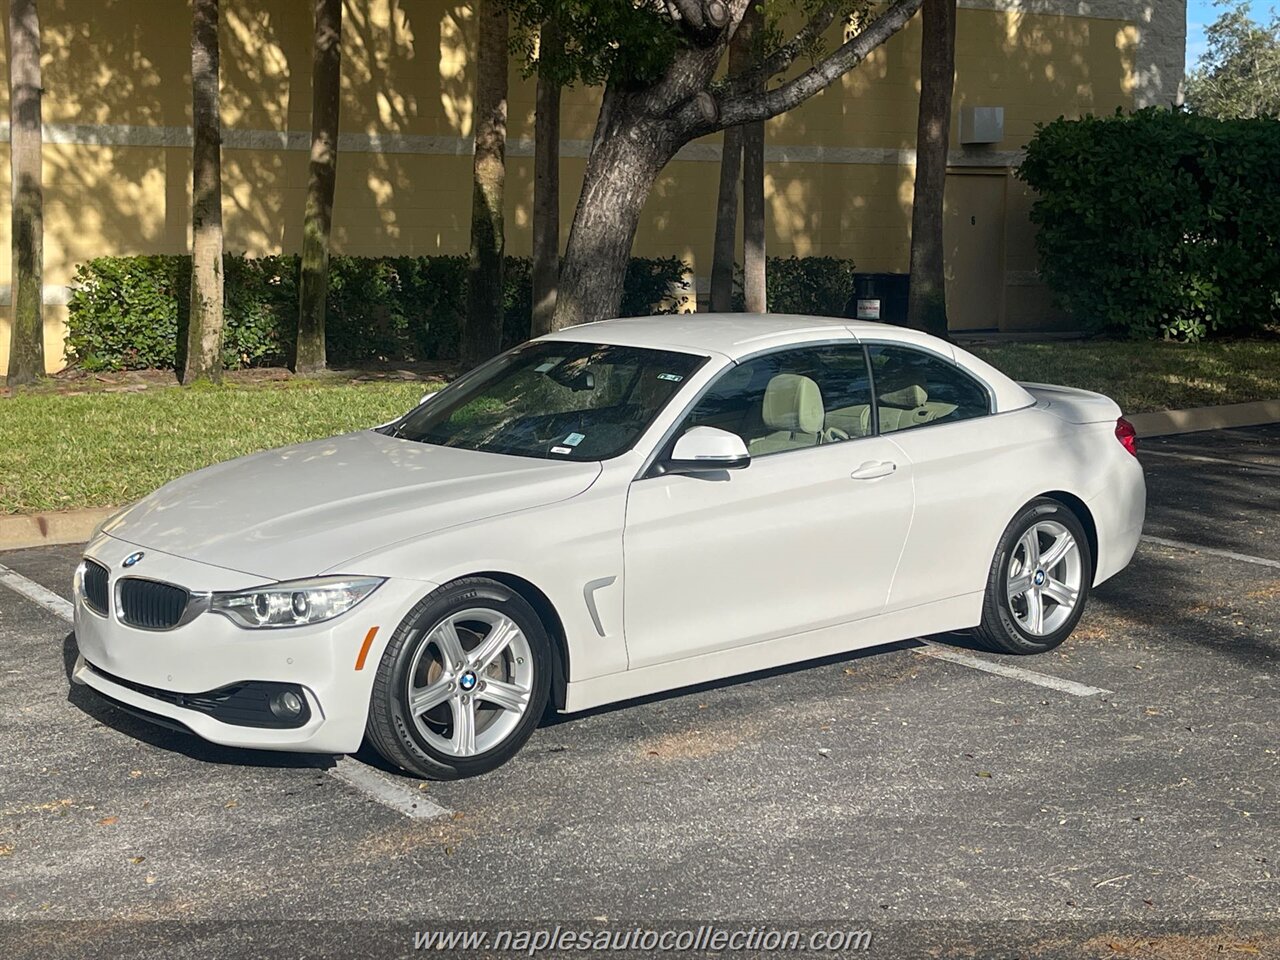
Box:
<box><xmin>366</xmin><ymin>577</ymin><xmax>552</xmax><ymax>780</ymax></box>
<box><xmin>973</xmin><ymin>498</ymin><xmax>1093</xmax><ymax>655</ymax></box>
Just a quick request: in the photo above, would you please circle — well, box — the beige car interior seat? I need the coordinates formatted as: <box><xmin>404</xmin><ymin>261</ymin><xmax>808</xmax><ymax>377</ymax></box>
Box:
<box><xmin>876</xmin><ymin>384</ymin><xmax>960</xmax><ymax>432</ymax></box>
<box><xmin>748</xmin><ymin>374</ymin><xmax>825</xmax><ymax>455</ymax></box>
<box><xmin>824</xmin><ymin>403</ymin><xmax>873</xmax><ymax>438</ymax></box>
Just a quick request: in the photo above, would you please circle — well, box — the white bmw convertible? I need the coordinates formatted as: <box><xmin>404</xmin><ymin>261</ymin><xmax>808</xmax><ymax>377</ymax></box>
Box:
<box><xmin>73</xmin><ymin>315</ymin><xmax>1145</xmax><ymax>779</ymax></box>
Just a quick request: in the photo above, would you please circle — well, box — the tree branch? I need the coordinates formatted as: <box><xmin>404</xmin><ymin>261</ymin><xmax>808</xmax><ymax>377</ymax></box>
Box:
<box><xmin>667</xmin><ymin>0</ymin><xmax>707</xmax><ymax>30</ymax></box>
<box><xmin>666</xmin><ymin>0</ymin><xmax>730</xmax><ymax>32</ymax></box>
<box><xmin>722</xmin><ymin>1</ymin><xmax>845</xmax><ymax>98</ymax></box>
<box><xmin>712</xmin><ymin>0</ymin><xmax>924</xmax><ymax>129</ymax></box>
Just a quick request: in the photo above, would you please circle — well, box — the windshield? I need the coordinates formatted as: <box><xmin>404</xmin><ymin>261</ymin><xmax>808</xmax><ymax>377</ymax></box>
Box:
<box><xmin>383</xmin><ymin>341</ymin><xmax>706</xmax><ymax>461</ymax></box>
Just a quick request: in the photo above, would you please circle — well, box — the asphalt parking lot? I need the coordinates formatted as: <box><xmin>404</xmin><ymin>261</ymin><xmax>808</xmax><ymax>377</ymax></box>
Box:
<box><xmin>1</xmin><ymin>425</ymin><xmax>1277</xmax><ymax>959</ymax></box>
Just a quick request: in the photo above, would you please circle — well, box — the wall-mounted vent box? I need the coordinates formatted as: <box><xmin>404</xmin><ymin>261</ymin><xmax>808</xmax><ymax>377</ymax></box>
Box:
<box><xmin>959</xmin><ymin>106</ymin><xmax>1004</xmax><ymax>145</ymax></box>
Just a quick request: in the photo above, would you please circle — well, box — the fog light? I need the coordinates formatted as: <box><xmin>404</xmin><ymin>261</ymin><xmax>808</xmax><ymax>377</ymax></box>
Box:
<box><xmin>270</xmin><ymin>689</ymin><xmax>304</xmax><ymax>720</ymax></box>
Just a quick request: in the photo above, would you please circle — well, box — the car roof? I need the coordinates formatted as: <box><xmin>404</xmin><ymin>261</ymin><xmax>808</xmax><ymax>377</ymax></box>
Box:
<box><xmin>538</xmin><ymin>313</ymin><xmax>931</xmax><ymax>360</ymax></box>
<box><xmin>537</xmin><ymin>313</ymin><xmax>1036</xmax><ymax>413</ymax></box>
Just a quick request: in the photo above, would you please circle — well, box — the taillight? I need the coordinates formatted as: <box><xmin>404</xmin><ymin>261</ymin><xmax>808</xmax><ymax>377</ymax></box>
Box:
<box><xmin>1115</xmin><ymin>417</ymin><xmax>1138</xmax><ymax>457</ymax></box>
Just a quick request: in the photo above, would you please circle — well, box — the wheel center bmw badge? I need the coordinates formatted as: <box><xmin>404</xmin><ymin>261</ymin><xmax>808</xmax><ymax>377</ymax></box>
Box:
<box><xmin>1033</xmin><ymin>569</ymin><xmax>1046</xmax><ymax>586</ymax></box>
<box><xmin>459</xmin><ymin>671</ymin><xmax>477</xmax><ymax>691</ymax></box>
<box><xmin>122</xmin><ymin>551</ymin><xmax>145</xmax><ymax>568</ymax></box>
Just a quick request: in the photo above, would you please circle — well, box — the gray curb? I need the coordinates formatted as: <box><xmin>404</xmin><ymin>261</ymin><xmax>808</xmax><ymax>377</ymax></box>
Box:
<box><xmin>2</xmin><ymin>399</ymin><xmax>1276</xmax><ymax>552</ymax></box>
<box><xmin>0</xmin><ymin>507</ymin><xmax>116</xmax><ymax>552</ymax></box>
<box><xmin>1128</xmin><ymin>399</ymin><xmax>1280</xmax><ymax>439</ymax></box>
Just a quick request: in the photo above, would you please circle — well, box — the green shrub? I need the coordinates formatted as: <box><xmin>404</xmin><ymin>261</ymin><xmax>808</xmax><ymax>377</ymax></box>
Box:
<box><xmin>622</xmin><ymin>256</ymin><xmax>692</xmax><ymax>317</ymax></box>
<box><xmin>65</xmin><ymin>254</ymin><xmax>297</xmax><ymax>371</ymax></box>
<box><xmin>767</xmin><ymin>256</ymin><xmax>857</xmax><ymax>316</ymax></box>
<box><xmin>66</xmin><ymin>254</ymin><xmax>692</xmax><ymax>371</ymax></box>
<box><xmin>66</xmin><ymin>256</ymin><xmax>183</xmax><ymax>371</ymax></box>
<box><xmin>1017</xmin><ymin>108</ymin><xmax>1280</xmax><ymax>340</ymax></box>
<box><xmin>729</xmin><ymin>256</ymin><xmax>857</xmax><ymax>316</ymax></box>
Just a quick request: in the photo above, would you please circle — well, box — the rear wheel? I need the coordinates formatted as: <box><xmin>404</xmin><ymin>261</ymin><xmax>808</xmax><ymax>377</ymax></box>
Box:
<box><xmin>366</xmin><ymin>578</ymin><xmax>551</xmax><ymax>780</ymax></box>
<box><xmin>973</xmin><ymin>499</ymin><xmax>1092</xmax><ymax>655</ymax></box>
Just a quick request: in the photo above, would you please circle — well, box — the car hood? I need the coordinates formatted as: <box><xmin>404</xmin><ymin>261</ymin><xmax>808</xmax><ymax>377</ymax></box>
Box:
<box><xmin>101</xmin><ymin>431</ymin><xmax>603</xmax><ymax>581</ymax></box>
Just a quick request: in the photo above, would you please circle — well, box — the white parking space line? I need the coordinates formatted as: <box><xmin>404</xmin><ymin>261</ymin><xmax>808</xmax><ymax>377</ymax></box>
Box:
<box><xmin>0</xmin><ymin>559</ymin><xmax>446</xmax><ymax>821</ymax></box>
<box><xmin>327</xmin><ymin>756</ymin><xmax>451</xmax><ymax>820</ymax></box>
<box><xmin>0</xmin><ymin>563</ymin><xmax>75</xmax><ymax>622</ymax></box>
<box><xmin>1142</xmin><ymin>536</ymin><xmax>1280</xmax><ymax>571</ymax></box>
<box><xmin>915</xmin><ymin>641</ymin><xmax>1112</xmax><ymax>698</ymax></box>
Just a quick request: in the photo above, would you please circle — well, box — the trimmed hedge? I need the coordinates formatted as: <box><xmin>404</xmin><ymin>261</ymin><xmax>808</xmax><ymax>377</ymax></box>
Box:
<box><xmin>731</xmin><ymin>256</ymin><xmax>859</xmax><ymax>316</ymax></box>
<box><xmin>66</xmin><ymin>254</ymin><xmax>692</xmax><ymax>371</ymax></box>
<box><xmin>770</xmin><ymin>256</ymin><xmax>858</xmax><ymax>316</ymax></box>
<box><xmin>1017</xmin><ymin>108</ymin><xmax>1280</xmax><ymax>340</ymax></box>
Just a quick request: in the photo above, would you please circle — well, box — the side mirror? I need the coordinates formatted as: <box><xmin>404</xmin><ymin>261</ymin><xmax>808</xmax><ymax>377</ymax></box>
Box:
<box><xmin>666</xmin><ymin>426</ymin><xmax>750</xmax><ymax>475</ymax></box>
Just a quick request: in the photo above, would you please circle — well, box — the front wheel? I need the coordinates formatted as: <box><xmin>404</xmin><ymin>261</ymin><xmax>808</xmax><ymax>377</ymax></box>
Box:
<box><xmin>366</xmin><ymin>578</ymin><xmax>552</xmax><ymax>780</ymax></box>
<box><xmin>973</xmin><ymin>499</ymin><xmax>1092</xmax><ymax>655</ymax></box>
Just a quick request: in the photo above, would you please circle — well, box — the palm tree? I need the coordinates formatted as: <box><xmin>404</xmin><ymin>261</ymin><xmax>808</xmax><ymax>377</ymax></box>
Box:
<box><xmin>462</xmin><ymin>0</ymin><xmax>509</xmax><ymax>366</ymax></box>
<box><xmin>183</xmin><ymin>0</ymin><xmax>225</xmax><ymax>384</ymax></box>
<box><xmin>6</xmin><ymin>0</ymin><xmax>43</xmax><ymax>385</ymax></box>
<box><xmin>905</xmin><ymin>0</ymin><xmax>957</xmax><ymax>337</ymax></box>
<box><xmin>530</xmin><ymin>17</ymin><xmax>562</xmax><ymax>339</ymax></box>
<box><xmin>296</xmin><ymin>0</ymin><xmax>343</xmax><ymax>374</ymax></box>
<box><xmin>708</xmin><ymin>8</ymin><xmax>752</xmax><ymax>313</ymax></box>
<box><xmin>739</xmin><ymin>3</ymin><xmax>766</xmax><ymax>314</ymax></box>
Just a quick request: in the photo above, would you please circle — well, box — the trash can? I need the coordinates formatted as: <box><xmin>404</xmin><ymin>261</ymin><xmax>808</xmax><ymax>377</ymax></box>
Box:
<box><xmin>846</xmin><ymin>273</ymin><xmax>909</xmax><ymax>325</ymax></box>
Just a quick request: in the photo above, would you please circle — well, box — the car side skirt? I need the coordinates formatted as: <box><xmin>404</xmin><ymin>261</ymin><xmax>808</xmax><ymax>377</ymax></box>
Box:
<box><xmin>561</xmin><ymin>592</ymin><xmax>983</xmax><ymax>713</ymax></box>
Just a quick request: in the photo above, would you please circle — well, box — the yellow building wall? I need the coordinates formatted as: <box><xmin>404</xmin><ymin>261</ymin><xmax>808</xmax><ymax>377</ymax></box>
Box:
<box><xmin>1</xmin><ymin>0</ymin><xmax>1141</xmax><ymax>373</ymax></box>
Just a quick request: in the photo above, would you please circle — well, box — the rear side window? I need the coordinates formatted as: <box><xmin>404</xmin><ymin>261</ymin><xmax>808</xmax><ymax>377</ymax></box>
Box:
<box><xmin>867</xmin><ymin>344</ymin><xmax>990</xmax><ymax>434</ymax></box>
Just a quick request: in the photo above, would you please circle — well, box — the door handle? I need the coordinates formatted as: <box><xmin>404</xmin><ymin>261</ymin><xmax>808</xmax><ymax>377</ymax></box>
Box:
<box><xmin>851</xmin><ymin>460</ymin><xmax>897</xmax><ymax>480</ymax></box>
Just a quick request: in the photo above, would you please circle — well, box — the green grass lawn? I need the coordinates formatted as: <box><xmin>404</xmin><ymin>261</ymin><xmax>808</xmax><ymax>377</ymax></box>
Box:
<box><xmin>2</xmin><ymin>339</ymin><xmax>1277</xmax><ymax>516</ymax></box>
<box><xmin>972</xmin><ymin>339</ymin><xmax>1280</xmax><ymax>414</ymax></box>
<box><xmin>0</xmin><ymin>379</ymin><xmax>433</xmax><ymax>515</ymax></box>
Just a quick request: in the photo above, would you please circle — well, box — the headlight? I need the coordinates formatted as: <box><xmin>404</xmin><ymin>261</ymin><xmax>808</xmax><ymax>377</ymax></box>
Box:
<box><xmin>209</xmin><ymin>576</ymin><xmax>384</xmax><ymax>629</ymax></box>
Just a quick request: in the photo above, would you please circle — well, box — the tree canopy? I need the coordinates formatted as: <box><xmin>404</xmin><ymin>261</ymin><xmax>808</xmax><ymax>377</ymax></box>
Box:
<box><xmin>1186</xmin><ymin>1</ymin><xmax>1280</xmax><ymax>119</ymax></box>
<box><xmin>506</xmin><ymin>0</ymin><xmax>877</xmax><ymax>93</ymax></box>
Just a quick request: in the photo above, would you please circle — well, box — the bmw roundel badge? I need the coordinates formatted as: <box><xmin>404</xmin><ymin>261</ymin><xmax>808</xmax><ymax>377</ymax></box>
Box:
<box><xmin>122</xmin><ymin>551</ymin><xmax>145</xmax><ymax>568</ymax></box>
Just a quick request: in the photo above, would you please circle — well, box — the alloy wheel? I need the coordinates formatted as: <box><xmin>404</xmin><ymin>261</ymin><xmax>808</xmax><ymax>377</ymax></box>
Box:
<box><xmin>1006</xmin><ymin>520</ymin><xmax>1083</xmax><ymax>637</ymax></box>
<box><xmin>404</xmin><ymin>608</ymin><xmax>534</xmax><ymax>757</ymax></box>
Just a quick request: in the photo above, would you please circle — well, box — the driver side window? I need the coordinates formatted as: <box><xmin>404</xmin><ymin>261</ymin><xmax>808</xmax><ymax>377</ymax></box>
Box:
<box><xmin>680</xmin><ymin>344</ymin><xmax>874</xmax><ymax>457</ymax></box>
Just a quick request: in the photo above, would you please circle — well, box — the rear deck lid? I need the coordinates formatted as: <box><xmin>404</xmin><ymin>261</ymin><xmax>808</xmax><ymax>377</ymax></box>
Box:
<box><xmin>1020</xmin><ymin>382</ymin><xmax>1122</xmax><ymax>424</ymax></box>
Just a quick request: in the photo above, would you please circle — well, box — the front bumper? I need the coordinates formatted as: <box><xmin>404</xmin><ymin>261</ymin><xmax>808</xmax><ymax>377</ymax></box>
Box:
<box><xmin>71</xmin><ymin>534</ymin><xmax>434</xmax><ymax>754</ymax></box>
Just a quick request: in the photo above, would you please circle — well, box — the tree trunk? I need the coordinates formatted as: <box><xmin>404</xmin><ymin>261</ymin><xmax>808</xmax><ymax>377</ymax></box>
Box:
<box><xmin>6</xmin><ymin>0</ymin><xmax>43</xmax><ymax>386</ymax></box>
<box><xmin>183</xmin><ymin>0</ymin><xmax>224</xmax><ymax>385</ymax></box>
<box><xmin>906</xmin><ymin>0</ymin><xmax>956</xmax><ymax>338</ymax></box>
<box><xmin>739</xmin><ymin>5</ymin><xmax>767</xmax><ymax>313</ymax></box>
<box><xmin>551</xmin><ymin>0</ymin><xmax>924</xmax><ymax>328</ymax></box>
<box><xmin>708</xmin><ymin>125</ymin><xmax>742</xmax><ymax>312</ymax></box>
<box><xmin>552</xmin><ymin>94</ymin><xmax>674</xmax><ymax>330</ymax></box>
<box><xmin>708</xmin><ymin>10</ymin><xmax>754</xmax><ymax>314</ymax></box>
<box><xmin>295</xmin><ymin>0</ymin><xmax>342</xmax><ymax>374</ymax></box>
<box><xmin>462</xmin><ymin>0</ymin><xmax>509</xmax><ymax>367</ymax></box>
<box><xmin>530</xmin><ymin>18</ymin><xmax>561</xmax><ymax>339</ymax></box>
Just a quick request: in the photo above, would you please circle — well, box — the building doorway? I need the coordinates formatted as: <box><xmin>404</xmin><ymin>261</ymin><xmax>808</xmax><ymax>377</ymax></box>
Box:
<box><xmin>944</xmin><ymin>171</ymin><xmax>1008</xmax><ymax>331</ymax></box>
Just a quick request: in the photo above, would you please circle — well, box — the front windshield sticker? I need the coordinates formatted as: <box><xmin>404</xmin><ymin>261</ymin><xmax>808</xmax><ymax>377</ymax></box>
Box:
<box><xmin>534</xmin><ymin>359</ymin><xmax>562</xmax><ymax>373</ymax></box>
<box><xmin>657</xmin><ymin>373</ymin><xmax>684</xmax><ymax>382</ymax></box>
<box><xmin>550</xmin><ymin>445</ymin><xmax>573</xmax><ymax>455</ymax></box>
<box><xmin>563</xmin><ymin>432</ymin><xmax>585</xmax><ymax>446</ymax></box>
